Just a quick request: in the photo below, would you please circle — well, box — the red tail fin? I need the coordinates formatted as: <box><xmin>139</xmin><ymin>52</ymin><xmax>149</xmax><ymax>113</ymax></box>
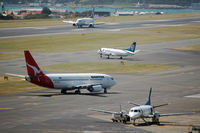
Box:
<box><xmin>24</xmin><ymin>51</ymin><xmax>44</xmax><ymax>77</ymax></box>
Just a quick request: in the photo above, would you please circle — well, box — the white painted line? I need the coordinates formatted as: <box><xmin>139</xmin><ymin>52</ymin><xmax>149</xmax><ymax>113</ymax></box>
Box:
<box><xmin>192</xmin><ymin>21</ymin><xmax>200</xmax><ymax>23</ymax></box>
<box><xmin>185</xmin><ymin>94</ymin><xmax>200</xmax><ymax>98</ymax></box>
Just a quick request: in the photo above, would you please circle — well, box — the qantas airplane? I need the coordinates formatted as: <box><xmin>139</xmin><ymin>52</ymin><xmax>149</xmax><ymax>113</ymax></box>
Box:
<box><xmin>97</xmin><ymin>42</ymin><xmax>140</xmax><ymax>59</ymax></box>
<box><xmin>63</xmin><ymin>8</ymin><xmax>104</xmax><ymax>28</ymax></box>
<box><xmin>5</xmin><ymin>51</ymin><xmax>116</xmax><ymax>94</ymax></box>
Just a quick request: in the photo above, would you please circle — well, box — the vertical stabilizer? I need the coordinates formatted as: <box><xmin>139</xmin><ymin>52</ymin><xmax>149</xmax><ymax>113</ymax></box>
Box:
<box><xmin>124</xmin><ymin>42</ymin><xmax>136</xmax><ymax>52</ymax></box>
<box><xmin>90</xmin><ymin>8</ymin><xmax>95</xmax><ymax>18</ymax></box>
<box><xmin>145</xmin><ymin>88</ymin><xmax>152</xmax><ymax>105</ymax></box>
<box><xmin>24</xmin><ymin>51</ymin><xmax>43</xmax><ymax>77</ymax></box>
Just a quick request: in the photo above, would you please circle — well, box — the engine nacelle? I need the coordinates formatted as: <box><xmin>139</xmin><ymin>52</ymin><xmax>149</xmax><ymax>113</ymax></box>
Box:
<box><xmin>152</xmin><ymin>111</ymin><xmax>160</xmax><ymax>123</ymax></box>
<box><xmin>88</xmin><ymin>85</ymin><xmax>102</xmax><ymax>92</ymax></box>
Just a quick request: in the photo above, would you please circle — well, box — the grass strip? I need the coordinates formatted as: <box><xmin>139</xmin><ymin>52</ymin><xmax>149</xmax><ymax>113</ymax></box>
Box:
<box><xmin>0</xmin><ymin>24</ymin><xmax>200</xmax><ymax>52</ymax></box>
<box><xmin>0</xmin><ymin>77</ymin><xmax>44</xmax><ymax>95</ymax></box>
<box><xmin>42</xmin><ymin>62</ymin><xmax>180</xmax><ymax>74</ymax></box>
<box><xmin>0</xmin><ymin>53</ymin><xmax>23</xmax><ymax>60</ymax></box>
<box><xmin>174</xmin><ymin>44</ymin><xmax>200</xmax><ymax>51</ymax></box>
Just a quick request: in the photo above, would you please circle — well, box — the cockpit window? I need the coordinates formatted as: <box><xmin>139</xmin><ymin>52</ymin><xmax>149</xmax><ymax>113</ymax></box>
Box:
<box><xmin>134</xmin><ymin>110</ymin><xmax>140</xmax><ymax>112</ymax></box>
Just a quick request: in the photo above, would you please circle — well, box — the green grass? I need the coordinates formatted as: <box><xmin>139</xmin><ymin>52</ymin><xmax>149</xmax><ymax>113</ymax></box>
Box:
<box><xmin>0</xmin><ymin>13</ymin><xmax>200</xmax><ymax>28</ymax></box>
<box><xmin>0</xmin><ymin>24</ymin><xmax>200</xmax><ymax>52</ymax></box>
<box><xmin>0</xmin><ymin>53</ymin><xmax>23</xmax><ymax>60</ymax></box>
<box><xmin>174</xmin><ymin>44</ymin><xmax>200</xmax><ymax>51</ymax></box>
<box><xmin>41</xmin><ymin>62</ymin><xmax>180</xmax><ymax>74</ymax></box>
<box><xmin>96</xmin><ymin>13</ymin><xmax>200</xmax><ymax>23</ymax></box>
<box><xmin>0</xmin><ymin>77</ymin><xmax>44</xmax><ymax>95</ymax></box>
<box><xmin>0</xmin><ymin>19</ymin><xmax>67</xmax><ymax>28</ymax></box>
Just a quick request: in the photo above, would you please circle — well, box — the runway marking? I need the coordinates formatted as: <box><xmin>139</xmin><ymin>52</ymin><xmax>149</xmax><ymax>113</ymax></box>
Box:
<box><xmin>0</xmin><ymin>107</ymin><xmax>14</xmax><ymax>110</ymax></box>
<box><xmin>83</xmin><ymin>131</ymin><xmax>102</xmax><ymax>133</ymax></box>
<box><xmin>106</xmin><ymin>29</ymin><xmax>121</xmax><ymax>32</ymax></box>
<box><xmin>24</xmin><ymin>102</ymin><xmax>41</xmax><ymax>106</ymax></box>
<box><xmin>185</xmin><ymin>94</ymin><xmax>200</xmax><ymax>98</ymax></box>
<box><xmin>192</xmin><ymin>21</ymin><xmax>200</xmax><ymax>23</ymax></box>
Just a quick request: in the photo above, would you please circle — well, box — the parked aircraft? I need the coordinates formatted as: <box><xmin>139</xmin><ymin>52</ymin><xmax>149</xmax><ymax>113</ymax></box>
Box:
<box><xmin>5</xmin><ymin>51</ymin><xmax>116</xmax><ymax>94</ymax></box>
<box><xmin>97</xmin><ymin>42</ymin><xmax>140</xmax><ymax>59</ymax></box>
<box><xmin>89</xmin><ymin>88</ymin><xmax>195</xmax><ymax>125</ymax></box>
<box><xmin>63</xmin><ymin>8</ymin><xmax>103</xmax><ymax>28</ymax></box>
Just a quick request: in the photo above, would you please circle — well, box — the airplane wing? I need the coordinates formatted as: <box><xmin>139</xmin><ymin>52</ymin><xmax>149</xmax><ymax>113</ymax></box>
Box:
<box><xmin>5</xmin><ymin>73</ymin><xmax>25</xmax><ymax>78</ymax></box>
<box><xmin>88</xmin><ymin>108</ymin><xmax>117</xmax><ymax>114</ymax></box>
<box><xmin>153</xmin><ymin>103</ymin><xmax>169</xmax><ymax>108</ymax></box>
<box><xmin>128</xmin><ymin>101</ymin><xmax>141</xmax><ymax>106</ymax></box>
<box><xmin>62</xmin><ymin>20</ymin><xmax>75</xmax><ymax>24</ymax></box>
<box><xmin>94</xmin><ymin>22</ymin><xmax>105</xmax><ymax>25</ymax></box>
<box><xmin>159</xmin><ymin>112</ymin><xmax>196</xmax><ymax>117</ymax></box>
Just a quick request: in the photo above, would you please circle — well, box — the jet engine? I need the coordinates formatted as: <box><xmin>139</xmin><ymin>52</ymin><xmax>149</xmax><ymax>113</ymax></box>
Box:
<box><xmin>152</xmin><ymin>111</ymin><xmax>160</xmax><ymax>124</ymax></box>
<box><xmin>88</xmin><ymin>85</ymin><xmax>102</xmax><ymax>92</ymax></box>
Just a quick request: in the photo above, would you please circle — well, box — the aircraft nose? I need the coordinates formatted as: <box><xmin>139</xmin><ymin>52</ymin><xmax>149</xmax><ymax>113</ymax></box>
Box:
<box><xmin>112</xmin><ymin>78</ymin><xmax>117</xmax><ymax>86</ymax></box>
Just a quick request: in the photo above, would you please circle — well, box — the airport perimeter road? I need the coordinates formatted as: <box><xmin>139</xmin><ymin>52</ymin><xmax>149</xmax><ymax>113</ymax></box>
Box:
<box><xmin>0</xmin><ymin>17</ymin><xmax>200</xmax><ymax>39</ymax></box>
<box><xmin>0</xmin><ymin>38</ymin><xmax>200</xmax><ymax>133</ymax></box>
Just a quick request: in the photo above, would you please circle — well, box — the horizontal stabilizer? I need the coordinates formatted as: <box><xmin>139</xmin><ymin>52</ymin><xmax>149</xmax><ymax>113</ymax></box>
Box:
<box><xmin>134</xmin><ymin>50</ymin><xmax>141</xmax><ymax>54</ymax></box>
<box><xmin>63</xmin><ymin>20</ymin><xmax>75</xmax><ymax>24</ymax></box>
<box><xmin>5</xmin><ymin>73</ymin><xmax>25</xmax><ymax>78</ymax></box>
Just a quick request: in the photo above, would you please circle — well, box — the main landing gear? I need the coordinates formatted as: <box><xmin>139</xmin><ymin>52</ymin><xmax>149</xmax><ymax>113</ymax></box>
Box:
<box><xmin>75</xmin><ymin>89</ymin><xmax>81</xmax><ymax>94</ymax></box>
<box><xmin>104</xmin><ymin>88</ymin><xmax>107</xmax><ymax>94</ymax></box>
<box><xmin>61</xmin><ymin>89</ymin><xmax>67</xmax><ymax>94</ymax></box>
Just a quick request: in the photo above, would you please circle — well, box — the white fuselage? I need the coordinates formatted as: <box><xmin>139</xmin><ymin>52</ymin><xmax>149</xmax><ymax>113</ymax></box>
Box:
<box><xmin>128</xmin><ymin>105</ymin><xmax>153</xmax><ymax>120</ymax></box>
<box><xmin>75</xmin><ymin>18</ymin><xmax>94</xmax><ymax>27</ymax></box>
<box><xmin>98</xmin><ymin>48</ymin><xmax>134</xmax><ymax>57</ymax></box>
<box><xmin>46</xmin><ymin>73</ymin><xmax>116</xmax><ymax>90</ymax></box>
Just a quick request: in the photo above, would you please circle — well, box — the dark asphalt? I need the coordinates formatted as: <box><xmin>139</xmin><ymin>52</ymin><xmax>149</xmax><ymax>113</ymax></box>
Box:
<box><xmin>0</xmin><ymin>17</ymin><xmax>200</xmax><ymax>39</ymax></box>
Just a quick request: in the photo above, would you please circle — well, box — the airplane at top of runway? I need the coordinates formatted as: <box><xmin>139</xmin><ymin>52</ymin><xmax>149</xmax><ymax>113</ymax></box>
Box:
<box><xmin>63</xmin><ymin>8</ymin><xmax>104</xmax><ymax>28</ymax></box>
<box><xmin>89</xmin><ymin>88</ymin><xmax>195</xmax><ymax>125</ymax></box>
<box><xmin>5</xmin><ymin>51</ymin><xmax>116</xmax><ymax>94</ymax></box>
<box><xmin>97</xmin><ymin>41</ymin><xmax>140</xmax><ymax>59</ymax></box>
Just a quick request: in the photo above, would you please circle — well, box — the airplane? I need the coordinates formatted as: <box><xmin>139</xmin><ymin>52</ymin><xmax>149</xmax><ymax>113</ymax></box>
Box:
<box><xmin>97</xmin><ymin>41</ymin><xmax>140</xmax><ymax>59</ymax></box>
<box><xmin>89</xmin><ymin>105</ymin><xmax>130</xmax><ymax>124</ymax></box>
<box><xmin>5</xmin><ymin>51</ymin><xmax>116</xmax><ymax>94</ymax></box>
<box><xmin>63</xmin><ymin>8</ymin><xmax>103</xmax><ymax>28</ymax></box>
<box><xmin>128</xmin><ymin>88</ymin><xmax>195</xmax><ymax>125</ymax></box>
<box><xmin>89</xmin><ymin>88</ymin><xmax>195</xmax><ymax>125</ymax></box>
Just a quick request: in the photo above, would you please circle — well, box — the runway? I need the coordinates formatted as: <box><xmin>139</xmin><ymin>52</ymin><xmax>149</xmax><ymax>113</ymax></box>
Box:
<box><xmin>0</xmin><ymin>17</ymin><xmax>200</xmax><ymax>39</ymax></box>
<box><xmin>0</xmin><ymin>37</ymin><xmax>200</xmax><ymax>133</ymax></box>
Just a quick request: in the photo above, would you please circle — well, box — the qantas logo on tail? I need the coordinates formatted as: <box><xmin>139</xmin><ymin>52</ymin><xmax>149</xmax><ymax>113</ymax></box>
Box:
<box><xmin>27</xmin><ymin>63</ymin><xmax>41</xmax><ymax>76</ymax></box>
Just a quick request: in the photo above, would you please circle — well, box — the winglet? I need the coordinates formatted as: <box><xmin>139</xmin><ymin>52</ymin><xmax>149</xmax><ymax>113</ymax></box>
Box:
<box><xmin>145</xmin><ymin>87</ymin><xmax>152</xmax><ymax>105</ymax></box>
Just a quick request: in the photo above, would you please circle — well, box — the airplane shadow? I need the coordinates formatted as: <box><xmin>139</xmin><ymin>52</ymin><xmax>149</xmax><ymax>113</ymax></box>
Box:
<box><xmin>24</xmin><ymin>90</ymin><xmax>121</xmax><ymax>98</ymax></box>
<box><xmin>132</xmin><ymin>121</ymin><xmax>188</xmax><ymax>127</ymax></box>
<box><xmin>100</xmin><ymin>57</ymin><xmax>142</xmax><ymax>62</ymax></box>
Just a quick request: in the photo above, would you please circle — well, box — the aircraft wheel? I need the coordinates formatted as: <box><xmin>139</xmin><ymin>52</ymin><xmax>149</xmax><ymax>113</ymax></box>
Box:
<box><xmin>61</xmin><ymin>89</ymin><xmax>67</xmax><ymax>94</ymax></box>
<box><xmin>104</xmin><ymin>88</ymin><xmax>107</xmax><ymax>94</ymax></box>
<box><xmin>120</xmin><ymin>57</ymin><xmax>123</xmax><ymax>59</ymax></box>
<box><xmin>75</xmin><ymin>90</ymin><xmax>81</xmax><ymax>94</ymax></box>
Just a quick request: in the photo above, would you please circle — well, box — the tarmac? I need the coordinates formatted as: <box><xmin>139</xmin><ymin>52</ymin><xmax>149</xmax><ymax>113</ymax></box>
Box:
<box><xmin>0</xmin><ymin>18</ymin><xmax>200</xmax><ymax>133</ymax></box>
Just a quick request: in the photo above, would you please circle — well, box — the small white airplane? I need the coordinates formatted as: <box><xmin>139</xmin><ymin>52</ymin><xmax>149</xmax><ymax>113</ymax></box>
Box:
<box><xmin>128</xmin><ymin>88</ymin><xmax>195</xmax><ymax>125</ymax></box>
<box><xmin>89</xmin><ymin>88</ymin><xmax>195</xmax><ymax>125</ymax></box>
<box><xmin>63</xmin><ymin>8</ymin><xmax>103</xmax><ymax>28</ymax></box>
<box><xmin>97</xmin><ymin>42</ymin><xmax>140</xmax><ymax>59</ymax></box>
<box><xmin>5</xmin><ymin>51</ymin><xmax>116</xmax><ymax>94</ymax></box>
